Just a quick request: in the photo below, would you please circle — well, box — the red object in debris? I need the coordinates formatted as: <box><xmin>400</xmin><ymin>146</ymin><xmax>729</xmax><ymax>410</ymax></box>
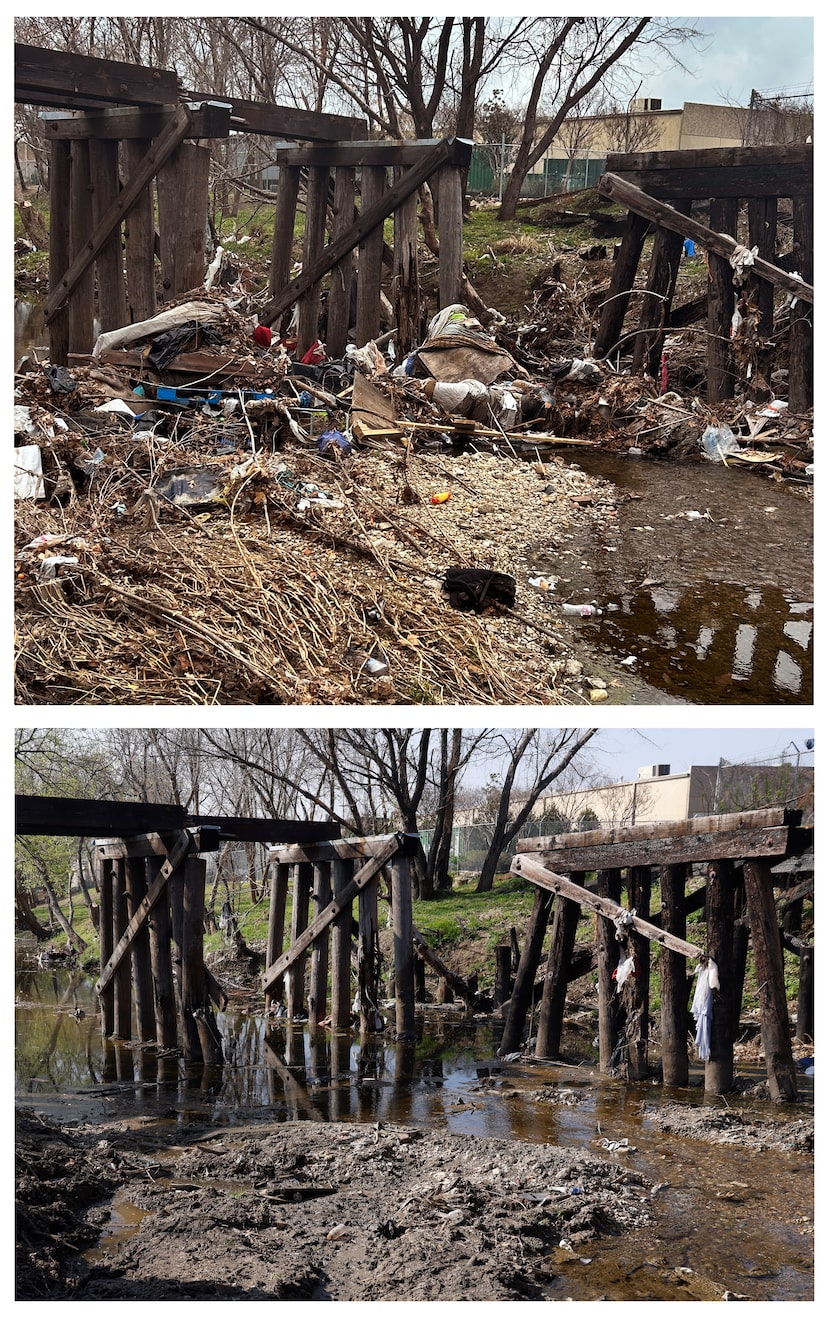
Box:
<box><xmin>660</xmin><ymin>352</ymin><xmax>668</xmax><ymax>394</ymax></box>
<box><xmin>253</xmin><ymin>325</ymin><xmax>272</xmax><ymax>347</ymax></box>
<box><xmin>301</xmin><ymin>340</ymin><xmax>326</xmax><ymax>365</ymax></box>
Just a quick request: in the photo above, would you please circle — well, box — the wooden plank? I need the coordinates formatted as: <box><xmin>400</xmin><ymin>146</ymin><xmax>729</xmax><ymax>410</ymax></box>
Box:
<box><xmin>43</xmin><ymin>103</ymin><xmax>193</xmax><ymax>323</ymax></box>
<box><xmin>189</xmin><ymin>91</ymin><xmax>365</xmax><ymax>143</ymax></box>
<box><xmin>95</xmin><ymin>830</ymin><xmax>192</xmax><ymax>995</ymax></box>
<box><xmin>704</xmin><ymin>860</ymin><xmax>735</xmax><ymax>1092</ymax></box>
<box><xmin>521</xmin><ymin>825</ymin><xmax>790</xmax><ymax>873</ymax></box>
<box><xmin>15</xmin><ymin>42</ymin><xmax>180</xmax><ymax>108</ymax></box>
<box><xmin>599</xmin><ymin>172</ymin><xmax>813</xmax><ymax>304</ymax></box>
<box><xmin>17</xmin><ymin>794</ymin><xmax>186</xmax><ymax>838</ymax></box>
<box><xmin>269</xmin><ymin>163</ymin><xmax>301</xmax><ymax>315</ymax></box>
<box><xmin>511</xmin><ymin>854</ymin><xmax>704</xmax><ymax>960</ymax></box>
<box><xmin>270</xmin><ymin>832</ymin><xmax>419</xmax><ymax>865</ymax></box>
<box><xmin>412</xmin><ymin>926</ymin><xmax>479</xmax><ymax>1009</ymax></box>
<box><xmin>518</xmin><ymin>806</ymin><xmax>788</xmax><ymax>853</ymax></box>
<box><xmin>262</xmin><ymin>834</ymin><xmax>402</xmax><ymax>994</ymax></box>
<box><xmin>605</xmin><ymin>145</ymin><xmax>812</xmax><ymax>200</ymax></box>
<box><xmin>260</xmin><ymin>138</ymin><xmax>458</xmax><ymax>326</ymax></box>
<box><xmin>44</xmin><ymin>103</ymin><xmax>231</xmax><ymax>140</ymax></box>
<box><xmin>659</xmin><ymin>863</ymin><xmax>689</xmax><ymax>1086</ymax></box>
<box><xmin>272</xmin><ymin>138</ymin><xmax>474</xmax><ymax>168</ymax></box>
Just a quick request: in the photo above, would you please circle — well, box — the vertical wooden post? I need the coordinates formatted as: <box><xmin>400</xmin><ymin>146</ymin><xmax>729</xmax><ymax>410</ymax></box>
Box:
<box><xmin>789</xmin><ymin>194</ymin><xmax>813</xmax><ymax>413</ymax></box>
<box><xmin>592</xmin><ymin>213</ymin><xmax>650</xmax><ymax>359</ymax></box>
<box><xmin>326</xmin><ymin>165</ymin><xmax>356</xmax><ymax>357</ymax></box>
<box><xmin>88</xmin><ymin>138</ymin><xmax>127</xmax><ymax>333</ymax></box>
<box><xmin>146</xmin><ymin>857</ymin><xmax>177</xmax><ymax>1049</ymax></box>
<box><xmin>659</xmin><ymin>863</ymin><xmax>689</xmax><ymax>1086</ymax></box>
<box><xmin>112</xmin><ymin>857</ymin><xmax>132</xmax><ymax>1041</ymax></box>
<box><xmin>392</xmin><ymin>852</ymin><xmax>416</xmax><ymax>1039</ymax></box>
<box><xmin>498</xmin><ymin>887</ymin><xmax>553</xmax><ymax>1055</ymax></box>
<box><xmin>157</xmin><ymin>141</ymin><xmax>211</xmax><ymax>297</ymax></box>
<box><xmin>394</xmin><ymin>185</ymin><xmax>420</xmax><ymax>358</ymax></box>
<box><xmin>168</xmin><ymin>861</ymin><xmax>198</xmax><ymax>1058</ymax></box>
<box><xmin>622</xmin><ymin>867</ymin><xmax>652</xmax><ymax>1080</ymax></box>
<box><xmin>631</xmin><ymin>201</ymin><xmax>690</xmax><ymax>379</ymax></box>
<box><xmin>182</xmin><ymin>856</ymin><xmax>223</xmax><ymax>1064</ymax></box>
<box><xmin>357</xmin><ymin>875</ymin><xmax>381</xmax><ymax>1033</ymax></box>
<box><xmin>356</xmin><ymin>165</ymin><xmax>386</xmax><ymax>345</ymax></box>
<box><xmin>704</xmin><ymin>859</ymin><xmax>735</xmax><ymax>1093</ymax></box>
<box><xmin>331</xmin><ymin>858</ymin><xmax>354</xmax><ymax>1031</ymax></box>
<box><xmin>730</xmin><ymin>866</ymin><xmax>749</xmax><ymax>1039</ymax></box>
<box><xmin>68</xmin><ymin>139</ymin><xmax>94</xmax><ymax>355</ymax></box>
<box><xmin>706</xmin><ymin>197</ymin><xmax>739</xmax><ymax>403</ymax></box>
<box><xmin>438</xmin><ymin>165</ymin><xmax>464</xmax><ymax>309</ymax></box>
<box><xmin>125</xmin><ymin>856</ymin><xmax>156</xmax><ymax>1042</ymax></box>
<box><xmin>286</xmin><ymin>863</ymin><xmax>311</xmax><ymax>1022</ymax></box>
<box><xmin>122</xmin><ymin>138</ymin><xmax>158</xmax><ymax>323</ymax></box>
<box><xmin>747</xmin><ymin>195</ymin><xmax>777</xmax><ymax>392</ymax></box>
<box><xmin>97</xmin><ymin>855</ymin><xmax>114</xmax><ymax>1037</ymax></box>
<box><xmin>535</xmin><ymin>873</ymin><xmax>582</xmax><ymax>1060</ymax></box>
<box><xmin>414</xmin><ymin>954</ymin><xmax>426</xmax><ymax>1003</ymax></box>
<box><xmin>596</xmin><ymin>868</ymin><xmax>623</xmax><ymax>1073</ymax></box>
<box><xmin>743</xmin><ymin>859</ymin><xmax>799</xmax><ymax>1100</ymax></box>
<box><xmin>308</xmin><ymin>862</ymin><xmax>332</xmax><ymax>1030</ymax></box>
<box><xmin>48</xmin><ymin>139</ymin><xmax>71</xmax><ymax>365</ymax></box>
<box><xmin>265</xmin><ymin>860</ymin><xmax>290</xmax><ymax>1013</ymax></box>
<box><xmin>796</xmin><ymin>946</ymin><xmax>813</xmax><ymax>1042</ymax></box>
<box><xmin>297</xmin><ymin>165</ymin><xmax>330</xmax><ymax>358</ymax></box>
<box><xmin>494</xmin><ymin>945</ymin><xmax>513</xmax><ymax>1009</ymax></box>
<box><xmin>269</xmin><ymin>165</ymin><xmax>301</xmax><ymax>328</ymax></box>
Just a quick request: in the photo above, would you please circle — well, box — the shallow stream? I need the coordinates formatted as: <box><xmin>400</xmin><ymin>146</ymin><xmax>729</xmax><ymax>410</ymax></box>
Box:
<box><xmin>16</xmin><ymin>962</ymin><xmax>813</xmax><ymax>1301</ymax></box>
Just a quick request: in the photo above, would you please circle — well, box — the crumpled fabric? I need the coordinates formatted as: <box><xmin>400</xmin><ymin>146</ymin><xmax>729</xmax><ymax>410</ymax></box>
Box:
<box><xmin>613</xmin><ymin>955</ymin><xmax>636</xmax><ymax>988</ymax></box>
<box><xmin>729</xmin><ymin>244</ymin><xmax>759</xmax><ymax>285</ymax></box>
<box><xmin>691</xmin><ymin>958</ymin><xmax>720</xmax><ymax>1060</ymax></box>
<box><xmin>442</xmin><ymin>566</ymin><xmax>516</xmax><ymax>613</ymax></box>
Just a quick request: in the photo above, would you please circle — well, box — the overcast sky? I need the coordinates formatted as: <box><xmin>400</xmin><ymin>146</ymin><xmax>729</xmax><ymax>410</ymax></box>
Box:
<box><xmin>632</xmin><ymin>13</ymin><xmax>814</xmax><ymax>109</ymax></box>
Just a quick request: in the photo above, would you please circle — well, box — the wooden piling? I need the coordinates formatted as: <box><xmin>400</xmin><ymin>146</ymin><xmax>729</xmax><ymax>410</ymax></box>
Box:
<box><xmin>308</xmin><ymin>862</ymin><xmax>332</xmax><ymax>1030</ymax></box>
<box><xmin>297</xmin><ymin>165</ymin><xmax>329</xmax><ymax>358</ymax></box>
<box><xmin>122</xmin><ymin>138</ymin><xmax>158</xmax><ymax>323</ymax></box>
<box><xmin>270</xmin><ymin>164</ymin><xmax>301</xmax><ymax>328</ymax></box>
<box><xmin>414</xmin><ymin>954</ymin><xmax>426</xmax><ymax>1003</ymax></box>
<box><xmin>357</xmin><ymin>872</ymin><xmax>381</xmax><ymax>1033</ymax></box>
<box><xmin>68</xmin><ymin>139</ymin><xmax>94</xmax><ymax>354</ymax></box>
<box><xmin>499</xmin><ymin>887</ymin><xmax>553</xmax><ymax>1056</ymax></box>
<box><xmin>286</xmin><ymin>862</ymin><xmax>312</xmax><ymax>1022</ymax></box>
<box><xmin>438</xmin><ymin>164</ymin><xmax>464</xmax><ymax>308</ymax></box>
<box><xmin>789</xmin><ymin>194</ymin><xmax>813</xmax><ymax>414</ymax></box>
<box><xmin>659</xmin><ymin>863</ymin><xmax>689</xmax><ymax>1086</ymax></box>
<box><xmin>146</xmin><ymin>856</ymin><xmax>178</xmax><ymax>1050</ymax></box>
<box><xmin>796</xmin><ymin>945</ymin><xmax>813</xmax><ymax>1043</ymax></box>
<box><xmin>356</xmin><ymin>165</ymin><xmax>386</xmax><ymax>345</ymax></box>
<box><xmin>622</xmin><ymin>866</ymin><xmax>652</xmax><ymax>1080</ymax></box>
<box><xmin>631</xmin><ymin>202</ymin><xmax>690</xmax><ymax>378</ymax></box>
<box><xmin>157</xmin><ymin>141</ymin><xmax>211</xmax><ymax>297</ymax></box>
<box><xmin>330</xmin><ymin>858</ymin><xmax>354</xmax><ymax>1031</ymax></box>
<box><xmin>704</xmin><ymin>859</ymin><xmax>735</xmax><ymax>1093</ymax></box>
<box><xmin>730</xmin><ymin>866</ymin><xmax>749</xmax><ymax>1040</ymax></box>
<box><xmin>326</xmin><ymin>165</ymin><xmax>356</xmax><ymax>357</ymax></box>
<box><xmin>394</xmin><ymin>185</ymin><xmax>421</xmax><ymax>357</ymax></box>
<box><xmin>182</xmin><ymin>855</ymin><xmax>223</xmax><ymax>1064</ymax></box>
<box><xmin>747</xmin><ymin>195</ymin><xmax>777</xmax><ymax>390</ymax></box>
<box><xmin>706</xmin><ymin>197</ymin><xmax>739</xmax><ymax>402</ymax></box>
<box><xmin>97</xmin><ymin>856</ymin><xmax>114</xmax><ymax>1037</ymax></box>
<box><xmin>535</xmin><ymin>874</ymin><xmax>582</xmax><ymax>1060</ymax></box>
<box><xmin>494</xmin><ymin>944</ymin><xmax>513</xmax><ymax>1009</ymax></box>
<box><xmin>743</xmin><ymin>859</ymin><xmax>799</xmax><ymax>1100</ymax></box>
<box><xmin>88</xmin><ymin>137</ymin><xmax>127</xmax><ymax>333</ymax></box>
<box><xmin>124</xmin><ymin>856</ymin><xmax>156</xmax><ymax>1042</ymax></box>
<box><xmin>592</xmin><ymin>212</ymin><xmax>650</xmax><ymax>359</ymax></box>
<box><xmin>595</xmin><ymin>868</ymin><xmax>622</xmax><ymax>1073</ymax></box>
<box><xmin>265</xmin><ymin>861</ymin><xmax>290</xmax><ymax>1014</ymax></box>
<box><xmin>48</xmin><ymin>139</ymin><xmax>71</xmax><ymax>365</ymax></box>
<box><xmin>112</xmin><ymin>857</ymin><xmax>132</xmax><ymax>1041</ymax></box>
<box><xmin>391</xmin><ymin>852</ymin><xmax>416</xmax><ymax>1039</ymax></box>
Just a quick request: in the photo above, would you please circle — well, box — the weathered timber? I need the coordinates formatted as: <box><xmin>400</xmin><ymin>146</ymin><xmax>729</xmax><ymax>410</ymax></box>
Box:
<box><xmin>262</xmin><ymin>835</ymin><xmax>402</xmax><ymax>994</ymax></box>
<box><xmin>747</xmin><ymin>195</ymin><xmax>778</xmax><ymax>387</ymax></box>
<box><xmin>707</xmin><ymin>196</ymin><xmax>739</xmax><ymax>403</ymax></box>
<box><xmin>598</xmin><ymin>173</ymin><xmax>813</xmax><ymax>305</ymax></box>
<box><xmin>308</xmin><ymin>862</ymin><xmax>332</xmax><ymax>1029</ymax></box>
<box><xmin>438</xmin><ymin>163</ymin><xmax>464</xmax><ymax>308</ymax></box>
<box><xmin>16</xmin><ymin>42</ymin><xmax>181</xmax><ymax>109</ymax></box>
<box><xmin>17</xmin><ymin>795</ymin><xmax>336</xmax><ymax>845</ymax></box>
<box><xmin>187</xmin><ymin>91</ymin><xmax>365</xmax><ymax>143</ymax></box>
<box><xmin>535</xmin><ymin>873</ymin><xmax>583</xmax><ymax>1060</ymax></box>
<box><xmin>518</xmin><ymin>825</ymin><xmax>790</xmax><ymax>874</ymax></box>
<box><xmin>494</xmin><ymin>944</ymin><xmax>513</xmax><ymax>1008</ymax></box>
<box><xmin>592</xmin><ymin>210</ymin><xmax>650</xmax><ymax>358</ymax></box>
<box><xmin>122</xmin><ymin>137</ymin><xmax>158</xmax><ymax>324</ymax></box>
<box><xmin>43</xmin><ymin>103</ymin><xmax>194</xmax><ymax>323</ymax></box>
<box><xmin>271</xmin><ymin>832</ymin><xmax>418</xmax><ymax>866</ymax></box>
<box><xmin>112</xmin><ymin>858</ymin><xmax>132</xmax><ymax>1040</ymax></box>
<box><xmin>146</xmin><ymin>856</ymin><xmax>177</xmax><ymax>1049</ymax></box>
<box><xmin>357</xmin><ymin>866</ymin><xmax>381</xmax><ymax>1033</ymax></box>
<box><xmin>95</xmin><ymin>830</ymin><xmax>192</xmax><ymax>995</ymax></box>
<box><xmin>68</xmin><ymin>139</ymin><xmax>94</xmax><ymax>355</ymax></box>
<box><xmin>182</xmin><ymin>855</ymin><xmax>223</xmax><ymax>1063</ymax></box>
<box><xmin>796</xmin><ymin>946</ymin><xmax>814</xmax><ymax>1042</ymax></box>
<box><xmin>157</xmin><ymin>141</ymin><xmax>212</xmax><ymax>298</ymax></box>
<box><xmin>286</xmin><ymin>863</ymin><xmax>312</xmax><ymax>1022</ymax></box>
<box><xmin>272</xmin><ymin>138</ymin><xmax>474</xmax><ymax>168</ymax></box>
<box><xmin>789</xmin><ymin>193</ymin><xmax>813</xmax><ymax>413</ymax></box>
<box><xmin>44</xmin><ymin>103</ymin><xmax>232</xmax><ymax>140</ymax></box>
<box><xmin>297</xmin><ymin>164</ymin><xmax>330</xmax><ymax>358</ymax></box>
<box><xmin>659</xmin><ymin>863</ymin><xmax>689</xmax><ymax>1086</ymax></box>
<box><xmin>743</xmin><ymin>859</ymin><xmax>799</xmax><ymax>1101</ymax></box>
<box><xmin>411</xmin><ymin>926</ymin><xmax>479</xmax><ymax>1010</ymax></box>
<box><xmin>47</xmin><ymin>138</ymin><xmax>71</xmax><ymax>365</ymax></box>
<box><xmin>330</xmin><ymin>858</ymin><xmax>355</xmax><ymax>1031</ymax></box>
<box><xmin>265</xmin><ymin>861</ymin><xmax>290</xmax><ymax>1013</ymax></box>
<box><xmin>326</xmin><ymin>165</ymin><xmax>356</xmax><ymax>358</ymax></box>
<box><xmin>731</xmin><ymin>867</ymin><xmax>750</xmax><ymax>1040</ymax></box>
<box><xmin>97</xmin><ymin>856</ymin><xmax>114</xmax><ymax>1037</ymax></box>
<box><xmin>259</xmin><ymin>138</ymin><xmax>463</xmax><ymax>326</ymax></box>
<box><xmin>622</xmin><ymin>866</ymin><xmax>652</xmax><ymax>1080</ymax></box>
<box><xmin>356</xmin><ymin>165</ymin><xmax>386</xmax><ymax>346</ymax></box>
<box><xmin>269</xmin><ymin>163</ymin><xmax>301</xmax><ymax>316</ymax></box>
<box><xmin>596</xmin><ymin>869</ymin><xmax>623</xmax><ymax>1073</ymax></box>
<box><xmin>88</xmin><ymin>138</ymin><xmax>128</xmax><ymax>334</ymax></box>
<box><xmin>393</xmin><ymin>184</ymin><xmax>421</xmax><ymax>360</ymax></box>
<box><xmin>604</xmin><ymin>145</ymin><xmax>813</xmax><ymax>200</ymax></box>
<box><xmin>392</xmin><ymin>854</ymin><xmax>416</xmax><ymax>1038</ymax></box>
<box><xmin>511</xmin><ymin>855</ymin><xmax>704</xmax><ymax>959</ymax></box>
<box><xmin>498</xmin><ymin>888</ymin><xmax>554</xmax><ymax>1055</ymax></box>
<box><xmin>705</xmin><ymin>860</ymin><xmax>735</xmax><ymax>1092</ymax></box>
<box><xmin>631</xmin><ymin>200</ymin><xmax>690</xmax><ymax>378</ymax></box>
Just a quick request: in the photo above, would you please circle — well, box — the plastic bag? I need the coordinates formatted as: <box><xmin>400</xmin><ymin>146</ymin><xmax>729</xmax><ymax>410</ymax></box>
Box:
<box><xmin>700</xmin><ymin>424</ymin><xmax>740</xmax><ymax>462</ymax></box>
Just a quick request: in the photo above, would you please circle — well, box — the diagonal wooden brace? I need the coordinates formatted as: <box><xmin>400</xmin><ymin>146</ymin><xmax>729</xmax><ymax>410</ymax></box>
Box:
<box><xmin>262</xmin><ymin>832</ymin><xmax>402</xmax><ymax>996</ymax></box>
<box><xmin>95</xmin><ymin>828</ymin><xmax>193</xmax><ymax>996</ymax></box>
<box><xmin>44</xmin><ymin>102</ymin><xmax>193</xmax><ymax>323</ymax></box>
<box><xmin>511</xmin><ymin>852</ymin><xmax>703</xmax><ymax>961</ymax></box>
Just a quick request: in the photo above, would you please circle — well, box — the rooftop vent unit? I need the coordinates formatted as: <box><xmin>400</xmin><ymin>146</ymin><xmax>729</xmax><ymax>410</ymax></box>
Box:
<box><xmin>638</xmin><ymin>764</ymin><xmax>671</xmax><ymax>779</ymax></box>
<box><xmin>630</xmin><ymin>97</ymin><xmax>662</xmax><ymax>113</ymax></box>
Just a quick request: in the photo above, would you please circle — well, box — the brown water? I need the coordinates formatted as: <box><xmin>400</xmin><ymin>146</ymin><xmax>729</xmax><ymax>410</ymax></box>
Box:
<box><xmin>533</xmin><ymin>452</ymin><xmax>813</xmax><ymax>705</ymax></box>
<box><xmin>16</xmin><ymin>964</ymin><xmax>813</xmax><ymax>1300</ymax></box>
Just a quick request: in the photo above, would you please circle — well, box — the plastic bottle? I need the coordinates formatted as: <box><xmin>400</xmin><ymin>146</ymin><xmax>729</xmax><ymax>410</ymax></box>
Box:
<box><xmin>562</xmin><ymin>603</ymin><xmax>602</xmax><ymax>617</ymax></box>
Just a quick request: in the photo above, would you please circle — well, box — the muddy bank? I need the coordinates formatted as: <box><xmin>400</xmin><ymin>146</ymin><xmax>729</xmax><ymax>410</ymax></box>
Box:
<box><xmin>16</xmin><ymin>1087</ymin><xmax>812</xmax><ymax>1302</ymax></box>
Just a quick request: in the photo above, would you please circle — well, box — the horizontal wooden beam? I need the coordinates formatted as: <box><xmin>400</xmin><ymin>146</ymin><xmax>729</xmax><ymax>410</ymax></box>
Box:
<box><xmin>187</xmin><ymin>90</ymin><xmax>366</xmax><ymax>142</ymax></box>
<box><xmin>262</xmin><ymin>834</ymin><xmax>403</xmax><ymax>994</ymax></box>
<box><xmin>517</xmin><ymin>806</ymin><xmax>788</xmax><ymax>854</ymax></box>
<box><xmin>518</xmin><ymin>825</ymin><xmax>790</xmax><ymax>873</ymax></box>
<box><xmin>511</xmin><ymin>854</ymin><xmax>704</xmax><ymax>960</ymax></box>
<box><xmin>15</xmin><ymin>42</ymin><xmax>180</xmax><ymax>108</ymax></box>
<box><xmin>271</xmin><ymin>137</ymin><xmax>475</xmax><ymax>169</ymax></box>
<box><xmin>270</xmin><ymin>831</ymin><xmax>420</xmax><ymax>865</ymax></box>
<box><xmin>606</xmin><ymin>144</ymin><xmax>812</xmax><ymax>200</ymax></box>
<box><xmin>599</xmin><ymin>172</ymin><xmax>813</xmax><ymax>304</ymax></box>
<box><xmin>43</xmin><ymin>102</ymin><xmax>232</xmax><ymax>140</ymax></box>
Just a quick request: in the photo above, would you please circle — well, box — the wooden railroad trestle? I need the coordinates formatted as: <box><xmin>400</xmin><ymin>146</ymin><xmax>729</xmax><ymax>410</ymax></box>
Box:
<box><xmin>16</xmin><ymin>42</ymin><xmax>472</xmax><ymax>370</ymax></box>
<box><xmin>594</xmin><ymin>144</ymin><xmax>813</xmax><ymax>411</ymax></box>
<box><xmin>499</xmin><ymin>805</ymin><xmax>813</xmax><ymax>1102</ymax></box>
